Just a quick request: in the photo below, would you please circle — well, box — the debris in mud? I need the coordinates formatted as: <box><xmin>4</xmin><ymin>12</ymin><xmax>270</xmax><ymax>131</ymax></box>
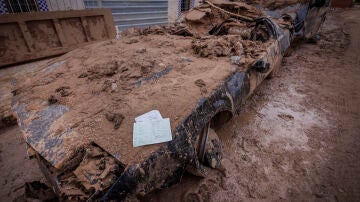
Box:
<box><xmin>185</xmin><ymin>9</ymin><xmax>208</xmax><ymax>23</ymax></box>
<box><xmin>250</xmin><ymin>19</ymin><xmax>276</xmax><ymax>42</ymax></box>
<box><xmin>55</xmin><ymin>86</ymin><xmax>71</xmax><ymax>97</ymax></box>
<box><xmin>157</xmin><ymin>40</ymin><xmax>175</xmax><ymax>48</ymax></box>
<box><xmin>138</xmin><ymin>58</ymin><xmax>156</xmax><ymax>76</ymax></box>
<box><xmin>170</xmin><ymin>26</ymin><xmax>194</xmax><ymax>37</ymax></box>
<box><xmin>106</xmin><ymin>113</ymin><xmax>125</xmax><ymax>129</ymax></box>
<box><xmin>72</xmin><ymin>145</ymin><xmax>121</xmax><ymax>193</ymax></box>
<box><xmin>195</xmin><ymin>79</ymin><xmax>206</xmax><ymax>87</ymax></box>
<box><xmin>136</xmin><ymin>48</ymin><xmax>147</xmax><ymax>53</ymax></box>
<box><xmin>37</xmin><ymin>144</ymin><xmax>124</xmax><ymax>200</ymax></box>
<box><xmin>195</xmin><ymin>79</ymin><xmax>208</xmax><ymax>95</ymax></box>
<box><xmin>119</xmin><ymin>55</ymin><xmax>157</xmax><ymax>80</ymax></box>
<box><xmin>135</xmin><ymin>66</ymin><xmax>173</xmax><ymax>87</ymax></box>
<box><xmin>87</xmin><ymin>61</ymin><xmax>119</xmax><ymax>80</ymax></box>
<box><xmin>231</xmin><ymin>55</ymin><xmax>241</xmax><ymax>65</ymax></box>
<box><xmin>252</xmin><ymin>60</ymin><xmax>270</xmax><ymax>73</ymax></box>
<box><xmin>121</xmin><ymin>26</ymin><xmax>167</xmax><ymax>37</ymax></box>
<box><xmin>111</xmin><ymin>83</ymin><xmax>118</xmax><ymax>92</ymax></box>
<box><xmin>278</xmin><ymin>113</ymin><xmax>294</xmax><ymax>121</ymax></box>
<box><xmin>192</xmin><ymin>37</ymin><xmax>233</xmax><ymax>57</ymax></box>
<box><xmin>180</xmin><ymin>57</ymin><xmax>193</xmax><ymax>62</ymax></box>
<box><xmin>227</xmin><ymin>25</ymin><xmax>252</xmax><ymax>39</ymax></box>
<box><xmin>198</xmin><ymin>0</ymin><xmax>263</xmax><ymax>24</ymax></box>
<box><xmin>124</xmin><ymin>38</ymin><xmax>139</xmax><ymax>44</ymax></box>
<box><xmin>102</xmin><ymin>79</ymin><xmax>117</xmax><ymax>92</ymax></box>
<box><xmin>204</xmin><ymin>128</ymin><xmax>222</xmax><ymax>169</ymax></box>
<box><xmin>241</xmin><ymin>40</ymin><xmax>267</xmax><ymax>60</ymax></box>
<box><xmin>147</xmin><ymin>26</ymin><xmax>168</xmax><ymax>36</ymax></box>
<box><xmin>78</xmin><ymin>73</ymin><xmax>88</xmax><ymax>78</ymax></box>
<box><xmin>48</xmin><ymin>95</ymin><xmax>58</xmax><ymax>105</ymax></box>
<box><xmin>0</xmin><ymin>115</ymin><xmax>17</xmax><ymax>129</ymax></box>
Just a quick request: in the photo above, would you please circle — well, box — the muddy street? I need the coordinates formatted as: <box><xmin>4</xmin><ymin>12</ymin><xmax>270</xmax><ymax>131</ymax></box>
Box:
<box><xmin>145</xmin><ymin>8</ymin><xmax>360</xmax><ymax>202</ymax></box>
<box><xmin>0</xmin><ymin>7</ymin><xmax>359</xmax><ymax>202</ymax></box>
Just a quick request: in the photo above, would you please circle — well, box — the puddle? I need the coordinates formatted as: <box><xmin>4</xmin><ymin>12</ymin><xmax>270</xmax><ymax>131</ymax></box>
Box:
<box><xmin>217</xmin><ymin>83</ymin><xmax>329</xmax><ymax>153</ymax></box>
<box><xmin>259</xmin><ymin>102</ymin><xmax>326</xmax><ymax>151</ymax></box>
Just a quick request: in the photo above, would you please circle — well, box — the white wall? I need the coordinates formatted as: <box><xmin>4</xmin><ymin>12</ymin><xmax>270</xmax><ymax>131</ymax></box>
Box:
<box><xmin>168</xmin><ymin>0</ymin><xmax>179</xmax><ymax>23</ymax></box>
<box><xmin>168</xmin><ymin>0</ymin><xmax>203</xmax><ymax>23</ymax></box>
<box><xmin>193</xmin><ymin>0</ymin><xmax>202</xmax><ymax>7</ymax></box>
<box><xmin>46</xmin><ymin>0</ymin><xmax>85</xmax><ymax>11</ymax></box>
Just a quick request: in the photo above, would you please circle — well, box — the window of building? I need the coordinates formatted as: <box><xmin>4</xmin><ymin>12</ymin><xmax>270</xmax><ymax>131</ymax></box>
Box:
<box><xmin>181</xmin><ymin>0</ymin><xmax>191</xmax><ymax>12</ymax></box>
<box><xmin>5</xmin><ymin>0</ymin><xmax>39</xmax><ymax>13</ymax></box>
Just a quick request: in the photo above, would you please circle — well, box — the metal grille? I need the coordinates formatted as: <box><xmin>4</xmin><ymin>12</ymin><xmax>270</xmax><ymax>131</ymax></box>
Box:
<box><xmin>180</xmin><ymin>0</ymin><xmax>190</xmax><ymax>12</ymax></box>
<box><xmin>1</xmin><ymin>0</ymin><xmax>85</xmax><ymax>13</ymax></box>
<box><xmin>84</xmin><ymin>0</ymin><xmax>168</xmax><ymax>31</ymax></box>
<box><xmin>4</xmin><ymin>0</ymin><xmax>41</xmax><ymax>13</ymax></box>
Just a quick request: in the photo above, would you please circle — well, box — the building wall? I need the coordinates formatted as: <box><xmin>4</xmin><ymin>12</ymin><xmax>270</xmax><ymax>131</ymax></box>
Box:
<box><xmin>0</xmin><ymin>0</ymin><xmax>202</xmax><ymax>29</ymax></box>
<box><xmin>83</xmin><ymin>0</ymin><xmax>168</xmax><ymax>31</ymax></box>
<box><xmin>46</xmin><ymin>0</ymin><xmax>85</xmax><ymax>11</ymax></box>
<box><xmin>168</xmin><ymin>0</ymin><xmax>202</xmax><ymax>23</ymax></box>
<box><xmin>168</xmin><ymin>0</ymin><xmax>178</xmax><ymax>22</ymax></box>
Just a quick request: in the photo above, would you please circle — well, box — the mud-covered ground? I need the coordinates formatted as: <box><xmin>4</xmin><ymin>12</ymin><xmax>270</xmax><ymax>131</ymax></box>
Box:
<box><xmin>0</xmin><ymin>8</ymin><xmax>359</xmax><ymax>201</ymax></box>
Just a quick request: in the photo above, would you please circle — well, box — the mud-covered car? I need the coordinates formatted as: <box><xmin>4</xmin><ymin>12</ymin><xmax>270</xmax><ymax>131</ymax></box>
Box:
<box><xmin>11</xmin><ymin>0</ymin><xmax>330</xmax><ymax>200</ymax></box>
